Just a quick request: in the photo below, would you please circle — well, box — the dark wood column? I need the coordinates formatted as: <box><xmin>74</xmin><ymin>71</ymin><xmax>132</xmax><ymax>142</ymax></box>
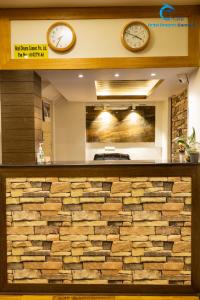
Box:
<box><xmin>0</xmin><ymin>71</ymin><xmax>43</xmax><ymax>163</ymax></box>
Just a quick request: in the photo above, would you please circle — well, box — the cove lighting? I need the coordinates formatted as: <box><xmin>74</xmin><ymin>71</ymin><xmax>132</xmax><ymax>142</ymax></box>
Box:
<box><xmin>95</xmin><ymin>79</ymin><xmax>163</xmax><ymax>100</ymax></box>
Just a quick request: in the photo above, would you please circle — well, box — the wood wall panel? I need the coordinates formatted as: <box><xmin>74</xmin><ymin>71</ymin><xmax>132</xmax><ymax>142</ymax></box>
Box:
<box><xmin>2</xmin><ymin>153</ymin><xmax>36</xmax><ymax>163</ymax></box>
<box><xmin>2</xmin><ymin>141</ymin><xmax>37</xmax><ymax>152</ymax></box>
<box><xmin>0</xmin><ymin>71</ymin><xmax>42</xmax><ymax>163</ymax></box>
<box><xmin>1</xmin><ymin>94</ymin><xmax>35</xmax><ymax>106</ymax></box>
<box><xmin>1</xmin><ymin>81</ymin><xmax>41</xmax><ymax>96</ymax></box>
<box><xmin>0</xmin><ymin>70</ymin><xmax>38</xmax><ymax>81</ymax></box>
<box><xmin>0</xmin><ymin>6</ymin><xmax>197</xmax><ymax>20</ymax></box>
<box><xmin>1</xmin><ymin>129</ymin><xmax>35</xmax><ymax>141</ymax></box>
<box><xmin>35</xmin><ymin>95</ymin><xmax>43</xmax><ymax>109</ymax></box>
<box><xmin>1</xmin><ymin>106</ymin><xmax>35</xmax><ymax>118</ymax></box>
<box><xmin>2</xmin><ymin>118</ymin><xmax>36</xmax><ymax>130</ymax></box>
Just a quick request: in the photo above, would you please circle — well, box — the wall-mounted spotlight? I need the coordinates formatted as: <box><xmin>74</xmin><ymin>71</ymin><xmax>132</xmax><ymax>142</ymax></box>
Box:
<box><xmin>102</xmin><ymin>105</ymin><xmax>111</xmax><ymax>112</ymax></box>
<box><xmin>131</xmin><ymin>104</ymin><xmax>137</xmax><ymax>111</ymax></box>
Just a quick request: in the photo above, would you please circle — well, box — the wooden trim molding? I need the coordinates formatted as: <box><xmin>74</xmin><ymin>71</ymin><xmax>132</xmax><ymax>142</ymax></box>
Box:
<box><xmin>0</xmin><ymin>6</ymin><xmax>199</xmax><ymax>20</ymax></box>
<box><xmin>188</xmin><ymin>14</ymin><xmax>200</xmax><ymax>63</ymax></box>
<box><xmin>0</xmin><ymin>6</ymin><xmax>199</xmax><ymax>70</ymax></box>
<box><xmin>1</xmin><ymin>56</ymin><xmax>198</xmax><ymax>70</ymax></box>
<box><xmin>0</xmin><ymin>17</ymin><xmax>11</xmax><ymax>68</ymax></box>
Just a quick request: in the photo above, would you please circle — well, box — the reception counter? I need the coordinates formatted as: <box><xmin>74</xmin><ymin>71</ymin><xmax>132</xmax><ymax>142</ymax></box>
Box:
<box><xmin>0</xmin><ymin>162</ymin><xmax>200</xmax><ymax>295</ymax></box>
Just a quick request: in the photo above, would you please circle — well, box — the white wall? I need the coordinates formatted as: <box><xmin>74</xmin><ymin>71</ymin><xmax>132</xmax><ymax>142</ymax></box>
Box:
<box><xmin>86</xmin><ymin>101</ymin><xmax>169</xmax><ymax>162</ymax></box>
<box><xmin>86</xmin><ymin>143</ymin><xmax>162</xmax><ymax>162</ymax></box>
<box><xmin>53</xmin><ymin>100</ymin><xmax>170</xmax><ymax>162</ymax></box>
<box><xmin>53</xmin><ymin>100</ymin><xmax>86</xmax><ymax>161</ymax></box>
<box><xmin>188</xmin><ymin>68</ymin><xmax>200</xmax><ymax>141</ymax></box>
<box><xmin>158</xmin><ymin>99</ymin><xmax>171</xmax><ymax>162</ymax></box>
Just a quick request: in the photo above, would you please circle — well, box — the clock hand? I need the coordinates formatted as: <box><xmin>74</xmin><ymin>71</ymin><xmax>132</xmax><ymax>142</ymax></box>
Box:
<box><xmin>126</xmin><ymin>32</ymin><xmax>143</xmax><ymax>41</ymax></box>
<box><xmin>56</xmin><ymin>36</ymin><xmax>63</xmax><ymax>47</ymax></box>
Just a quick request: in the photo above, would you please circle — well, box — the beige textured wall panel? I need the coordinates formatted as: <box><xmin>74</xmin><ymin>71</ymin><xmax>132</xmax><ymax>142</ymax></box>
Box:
<box><xmin>11</xmin><ymin>19</ymin><xmax>188</xmax><ymax>59</ymax></box>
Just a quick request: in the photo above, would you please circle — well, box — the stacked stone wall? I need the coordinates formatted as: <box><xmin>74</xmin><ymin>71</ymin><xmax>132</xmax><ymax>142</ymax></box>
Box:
<box><xmin>171</xmin><ymin>89</ymin><xmax>188</xmax><ymax>162</ymax></box>
<box><xmin>6</xmin><ymin>176</ymin><xmax>191</xmax><ymax>285</ymax></box>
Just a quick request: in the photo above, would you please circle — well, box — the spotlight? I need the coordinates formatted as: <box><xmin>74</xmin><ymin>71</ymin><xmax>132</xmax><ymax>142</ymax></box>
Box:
<box><xmin>131</xmin><ymin>104</ymin><xmax>137</xmax><ymax>112</ymax></box>
<box><xmin>102</xmin><ymin>105</ymin><xmax>110</xmax><ymax>111</ymax></box>
<box><xmin>78</xmin><ymin>74</ymin><xmax>84</xmax><ymax>78</ymax></box>
<box><xmin>151</xmin><ymin>73</ymin><xmax>156</xmax><ymax>77</ymax></box>
<box><xmin>114</xmin><ymin>73</ymin><xmax>120</xmax><ymax>77</ymax></box>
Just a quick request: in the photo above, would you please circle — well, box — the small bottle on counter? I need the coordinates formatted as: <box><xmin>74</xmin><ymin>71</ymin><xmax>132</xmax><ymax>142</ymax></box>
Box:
<box><xmin>37</xmin><ymin>143</ymin><xmax>45</xmax><ymax>163</ymax></box>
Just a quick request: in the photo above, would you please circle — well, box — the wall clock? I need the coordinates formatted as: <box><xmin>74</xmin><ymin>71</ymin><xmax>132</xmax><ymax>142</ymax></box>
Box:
<box><xmin>47</xmin><ymin>22</ymin><xmax>76</xmax><ymax>52</ymax></box>
<box><xmin>121</xmin><ymin>21</ymin><xmax>150</xmax><ymax>52</ymax></box>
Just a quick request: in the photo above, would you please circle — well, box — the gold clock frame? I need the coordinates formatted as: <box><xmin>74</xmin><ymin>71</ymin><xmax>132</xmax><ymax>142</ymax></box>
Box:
<box><xmin>121</xmin><ymin>21</ymin><xmax>150</xmax><ymax>52</ymax></box>
<box><xmin>47</xmin><ymin>21</ymin><xmax>76</xmax><ymax>53</ymax></box>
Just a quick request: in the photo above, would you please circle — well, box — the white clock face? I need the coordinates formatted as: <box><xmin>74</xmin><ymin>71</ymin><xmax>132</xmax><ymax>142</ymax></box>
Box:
<box><xmin>47</xmin><ymin>22</ymin><xmax>76</xmax><ymax>52</ymax></box>
<box><xmin>123</xmin><ymin>22</ymin><xmax>150</xmax><ymax>52</ymax></box>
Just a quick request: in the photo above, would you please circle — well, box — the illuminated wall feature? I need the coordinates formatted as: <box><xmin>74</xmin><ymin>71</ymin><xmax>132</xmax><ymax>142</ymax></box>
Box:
<box><xmin>95</xmin><ymin>80</ymin><xmax>163</xmax><ymax>100</ymax></box>
<box><xmin>86</xmin><ymin>106</ymin><xmax>155</xmax><ymax>143</ymax></box>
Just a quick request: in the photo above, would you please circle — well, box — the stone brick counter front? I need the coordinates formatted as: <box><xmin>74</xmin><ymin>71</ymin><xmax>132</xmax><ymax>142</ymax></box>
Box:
<box><xmin>6</xmin><ymin>176</ymin><xmax>192</xmax><ymax>285</ymax></box>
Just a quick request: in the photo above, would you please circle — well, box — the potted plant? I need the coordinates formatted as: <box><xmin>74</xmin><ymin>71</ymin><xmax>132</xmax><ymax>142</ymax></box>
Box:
<box><xmin>187</xmin><ymin>128</ymin><xmax>200</xmax><ymax>163</ymax></box>
<box><xmin>175</xmin><ymin>128</ymin><xmax>200</xmax><ymax>163</ymax></box>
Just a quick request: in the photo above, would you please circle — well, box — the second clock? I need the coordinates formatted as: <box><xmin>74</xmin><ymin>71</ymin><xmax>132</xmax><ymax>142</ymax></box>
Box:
<box><xmin>47</xmin><ymin>22</ymin><xmax>76</xmax><ymax>52</ymax></box>
<box><xmin>122</xmin><ymin>21</ymin><xmax>150</xmax><ymax>52</ymax></box>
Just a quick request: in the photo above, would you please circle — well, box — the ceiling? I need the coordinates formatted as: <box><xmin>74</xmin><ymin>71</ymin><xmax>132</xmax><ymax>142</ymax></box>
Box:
<box><xmin>95</xmin><ymin>79</ymin><xmax>162</xmax><ymax>99</ymax></box>
<box><xmin>39</xmin><ymin>67</ymin><xmax>196</xmax><ymax>103</ymax></box>
<box><xmin>0</xmin><ymin>0</ymin><xmax>200</xmax><ymax>8</ymax></box>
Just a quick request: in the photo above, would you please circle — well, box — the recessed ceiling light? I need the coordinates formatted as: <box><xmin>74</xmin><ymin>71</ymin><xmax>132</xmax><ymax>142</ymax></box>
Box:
<box><xmin>114</xmin><ymin>73</ymin><xmax>120</xmax><ymax>77</ymax></box>
<box><xmin>151</xmin><ymin>73</ymin><xmax>156</xmax><ymax>77</ymax></box>
<box><xmin>78</xmin><ymin>74</ymin><xmax>84</xmax><ymax>78</ymax></box>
